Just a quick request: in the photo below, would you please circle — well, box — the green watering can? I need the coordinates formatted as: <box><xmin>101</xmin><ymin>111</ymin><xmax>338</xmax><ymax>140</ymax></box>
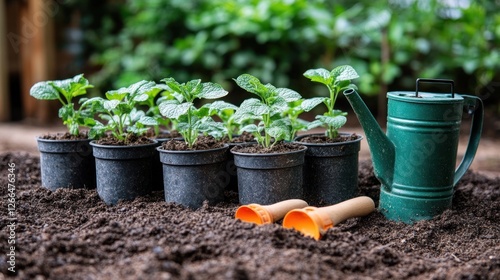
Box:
<box><xmin>344</xmin><ymin>78</ymin><xmax>483</xmax><ymax>223</ymax></box>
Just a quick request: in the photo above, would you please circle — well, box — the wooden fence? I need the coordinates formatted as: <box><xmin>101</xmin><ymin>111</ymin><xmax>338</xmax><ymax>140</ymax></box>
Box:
<box><xmin>1</xmin><ymin>0</ymin><xmax>58</xmax><ymax>123</ymax></box>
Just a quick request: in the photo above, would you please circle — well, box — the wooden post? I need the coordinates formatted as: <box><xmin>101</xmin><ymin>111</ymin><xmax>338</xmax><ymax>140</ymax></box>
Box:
<box><xmin>20</xmin><ymin>0</ymin><xmax>57</xmax><ymax>123</ymax></box>
<box><xmin>0</xmin><ymin>0</ymin><xmax>9</xmax><ymax>121</ymax></box>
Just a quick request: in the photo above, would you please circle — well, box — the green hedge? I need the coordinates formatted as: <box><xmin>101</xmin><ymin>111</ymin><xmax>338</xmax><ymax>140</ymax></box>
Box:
<box><xmin>80</xmin><ymin>0</ymin><xmax>498</xmax><ymax>105</ymax></box>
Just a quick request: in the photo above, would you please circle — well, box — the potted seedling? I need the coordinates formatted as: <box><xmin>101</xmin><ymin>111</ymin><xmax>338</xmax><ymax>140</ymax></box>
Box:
<box><xmin>203</xmin><ymin>101</ymin><xmax>257</xmax><ymax>193</ymax></box>
<box><xmin>139</xmin><ymin>83</ymin><xmax>172</xmax><ymax>138</ymax></box>
<box><xmin>202</xmin><ymin>101</ymin><xmax>239</xmax><ymax>141</ymax></box>
<box><xmin>137</xmin><ymin>82</ymin><xmax>181</xmax><ymax>191</ymax></box>
<box><xmin>230</xmin><ymin>74</ymin><xmax>307</xmax><ymax>205</ymax></box>
<box><xmin>282</xmin><ymin>98</ymin><xmax>325</xmax><ymax>141</ymax></box>
<box><xmin>157</xmin><ymin>77</ymin><xmax>229</xmax><ymax>209</ymax></box>
<box><xmin>30</xmin><ymin>74</ymin><xmax>96</xmax><ymax>190</ymax></box>
<box><xmin>86</xmin><ymin>80</ymin><xmax>159</xmax><ymax>205</ymax></box>
<box><xmin>295</xmin><ymin>65</ymin><xmax>363</xmax><ymax>205</ymax></box>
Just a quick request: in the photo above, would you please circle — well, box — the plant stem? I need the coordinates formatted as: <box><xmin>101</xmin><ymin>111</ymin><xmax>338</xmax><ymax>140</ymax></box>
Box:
<box><xmin>327</xmin><ymin>84</ymin><xmax>339</xmax><ymax>139</ymax></box>
<box><xmin>227</xmin><ymin>123</ymin><xmax>233</xmax><ymax>141</ymax></box>
<box><xmin>117</xmin><ymin>114</ymin><xmax>126</xmax><ymax>140</ymax></box>
<box><xmin>263</xmin><ymin>113</ymin><xmax>271</xmax><ymax>148</ymax></box>
<box><xmin>187</xmin><ymin>108</ymin><xmax>193</xmax><ymax>148</ymax></box>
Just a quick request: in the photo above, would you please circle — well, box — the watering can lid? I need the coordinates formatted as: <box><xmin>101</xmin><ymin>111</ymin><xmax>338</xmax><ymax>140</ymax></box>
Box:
<box><xmin>388</xmin><ymin>78</ymin><xmax>464</xmax><ymax>104</ymax></box>
<box><xmin>387</xmin><ymin>91</ymin><xmax>464</xmax><ymax>104</ymax></box>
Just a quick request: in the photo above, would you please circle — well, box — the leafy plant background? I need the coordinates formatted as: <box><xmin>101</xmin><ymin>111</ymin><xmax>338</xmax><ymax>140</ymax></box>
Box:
<box><xmin>60</xmin><ymin>0</ymin><xmax>500</xmax><ymax>120</ymax></box>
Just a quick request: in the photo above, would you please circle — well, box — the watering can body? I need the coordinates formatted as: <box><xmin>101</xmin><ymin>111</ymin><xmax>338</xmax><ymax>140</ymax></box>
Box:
<box><xmin>344</xmin><ymin>79</ymin><xmax>483</xmax><ymax>223</ymax></box>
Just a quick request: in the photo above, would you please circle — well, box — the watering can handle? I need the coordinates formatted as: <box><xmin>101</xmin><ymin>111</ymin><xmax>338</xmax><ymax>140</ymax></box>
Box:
<box><xmin>454</xmin><ymin>95</ymin><xmax>484</xmax><ymax>186</ymax></box>
<box><xmin>416</xmin><ymin>78</ymin><xmax>455</xmax><ymax>98</ymax></box>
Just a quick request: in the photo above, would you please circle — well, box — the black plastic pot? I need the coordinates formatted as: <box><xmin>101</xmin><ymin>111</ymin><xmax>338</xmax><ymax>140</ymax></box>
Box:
<box><xmin>158</xmin><ymin>145</ymin><xmax>229</xmax><ymax>209</ymax></box>
<box><xmin>152</xmin><ymin>138</ymin><xmax>169</xmax><ymax>192</ymax></box>
<box><xmin>90</xmin><ymin>140</ymin><xmax>158</xmax><ymax>205</ymax></box>
<box><xmin>231</xmin><ymin>146</ymin><xmax>307</xmax><ymax>205</ymax></box>
<box><xmin>224</xmin><ymin>138</ymin><xmax>258</xmax><ymax>193</ymax></box>
<box><xmin>36</xmin><ymin>137</ymin><xmax>96</xmax><ymax>190</ymax></box>
<box><xmin>224</xmin><ymin>143</ymin><xmax>239</xmax><ymax>192</ymax></box>
<box><xmin>295</xmin><ymin>133</ymin><xmax>362</xmax><ymax>206</ymax></box>
<box><xmin>152</xmin><ymin>134</ymin><xmax>185</xmax><ymax>192</ymax></box>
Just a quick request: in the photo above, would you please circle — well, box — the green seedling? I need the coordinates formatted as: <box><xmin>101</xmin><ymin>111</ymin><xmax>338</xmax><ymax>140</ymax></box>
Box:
<box><xmin>233</xmin><ymin>74</ymin><xmax>301</xmax><ymax>148</ymax></box>
<box><xmin>158</xmin><ymin>78</ymin><xmax>228</xmax><ymax>148</ymax></box>
<box><xmin>303</xmin><ymin>65</ymin><xmax>359</xmax><ymax>139</ymax></box>
<box><xmin>282</xmin><ymin>98</ymin><xmax>325</xmax><ymax>141</ymax></box>
<box><xmin>84</xmin><ymin>80</ymin><xmax>159</xmax><ymax>141</ymax></box>
<box><xmin>202</xmin><ymin>101</ymin><xmax>239</xmax><ymax>141</ymax></box>
<box><xmin>29</xmin><ymin>74</ymin><xmax>95</xmax><ymax>136</ymax></box>
<box><xmin>138</xmin><ymin>83</ymin><xmax>173</xmax><ymax>136</ymax></box>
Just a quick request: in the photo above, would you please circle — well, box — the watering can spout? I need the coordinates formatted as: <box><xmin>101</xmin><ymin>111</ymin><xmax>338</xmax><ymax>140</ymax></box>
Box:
<box><xmin>343</xmin><ymin>89</ymin><xmax>395</xmax><ymax>189</ymax></box>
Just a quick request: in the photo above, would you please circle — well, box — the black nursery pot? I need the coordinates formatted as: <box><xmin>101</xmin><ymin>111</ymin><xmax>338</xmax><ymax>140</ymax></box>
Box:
<box><xmin>224</xmin><ymin>139</ymin><xmax>257</xmax><ymax>193</ymax></box>
<box><xmin>152</xmin><ymin>134</ymin><xmax>184</xmax><ymax>192</ymax></box>
<box><xmin>231</xmin><ymin>146</ymin><xmax>307</xmax><ymax>205</ymax></box>
<box><xmin>158</xmin><ymin>145</ymin><xmax>229</xmax><ymax>209</ymax></box>
<box><xmin>36</xmin><ymin>138</ymin><xmax>96</xmax><ymax>190</ymax></box>
<box><xmin>295</xmin><ymin>133</ymin><xmax>362</xmax><ymax>206</ymax></box>
<box><xmin>224</xmin><ymin>143</ymin><xmax>239</xmax><ymax>192</ymax></box>
<box><xmin>90</xmin><ymin>140</ymin><xmax>158</xmax><ymax>205</ymax></box>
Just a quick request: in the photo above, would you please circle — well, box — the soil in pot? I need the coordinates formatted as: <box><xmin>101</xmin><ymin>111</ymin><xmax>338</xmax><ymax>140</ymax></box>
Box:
<box><xmin>231</xmin><ymin>142</ymin><xmax>307</xmax><ymax>205</ymax></box>
<box><xmin>91</xmin><ymin>135</ymin><xmax>158</xmax><ymax>205</ymax></box>
<box><xmin>158</xmin><ymin>136</ymin><xmax>229</xmax><ymax>209</ymax></box>
<box><xmin>4</xmin><ymin>151</ymin><xmax>499</xmax><ymax>279</ymax></box>
<box><xmin>296</xmin><ymin>133</ymin><xmax>362</xmax><ymax>206</ymax></box>
<box><xmin>36</xmin><ymin>132</ymin><xmax>96</xmax><ymax>191</ymax></box>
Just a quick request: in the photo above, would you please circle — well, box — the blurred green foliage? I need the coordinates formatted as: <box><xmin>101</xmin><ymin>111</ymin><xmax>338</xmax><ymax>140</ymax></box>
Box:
<box><xmin>77</xmin><ymin>0</ymin><xmax>498</xmax><ymax>106</ymax></box>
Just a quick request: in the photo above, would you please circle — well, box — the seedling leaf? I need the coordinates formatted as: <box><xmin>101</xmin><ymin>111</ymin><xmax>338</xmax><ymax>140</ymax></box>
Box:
<box><xmin>317</xmin><ymin>115</ymin><xmax>347</xmax><ymax>130</ymax></box>
<box><xmin>276</xmin><ymin>88</ymin><xmax>302</xmax><ymax>102</ymax></box>
<box><xmin>303</xmin><ymin>68</ymin><xmax>332</xmax><ymax>85</ymax></box>
<box><xmin>332</xmin><ymin>65</ymin><xmax>359</xmax><ymax>81</ymax></box>
<box><xmin>30</xmin><ymin>82</ymin><xmax>60</xmax><ymax>100</ymax></box>
<box><xmin>159</xmin><ymin>100</ymin><xmax>192</xmax><ymax>119</ymax></box>
<box><xmin>301</xmin><ymin>97</ymin><xmax>327</xmax><ymax>112</ymax></box>
<box><xmin>199</xmin><ymin>83</ymin><xmax>229</xmax><ymax>99</ymax></box>
<box><xmin>234</xmin><ymin>74</ymin><xmax>269</xmax><ymax>98</ymax></box>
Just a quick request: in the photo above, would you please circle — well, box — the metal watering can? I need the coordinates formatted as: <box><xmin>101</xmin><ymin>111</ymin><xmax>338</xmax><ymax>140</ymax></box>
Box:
<box><xmin>343</xmin><ymin>78</ymin><xmax>484</xmax><ymax>223</ymax></box>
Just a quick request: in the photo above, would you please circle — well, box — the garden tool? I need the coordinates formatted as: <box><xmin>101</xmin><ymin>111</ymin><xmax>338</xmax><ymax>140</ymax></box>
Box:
<box><xmin>282</xmin><ymin>196</ymin><xmax>375</xmax><ymax>240</ymax></box>
<box><xmin>235</xmin><ymin>199</ymin><xmax>308</xmax><ymax>225</ymax></box>
<box><xmin>343</xmin><ymin>78</ymin><xmax>483</xmax><ymax>223</ymax></box>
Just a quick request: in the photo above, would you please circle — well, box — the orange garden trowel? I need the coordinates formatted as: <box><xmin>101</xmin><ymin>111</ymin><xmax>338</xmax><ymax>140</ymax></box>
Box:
<box><xmin>235</xmin><ymin>199</ymin><xmax>308</xmax><ymax>225</ymax></box>
<box><xmin>283</xmin><ymin>196</ymin><xmax>375</xmax><ymax>240</ymax></box>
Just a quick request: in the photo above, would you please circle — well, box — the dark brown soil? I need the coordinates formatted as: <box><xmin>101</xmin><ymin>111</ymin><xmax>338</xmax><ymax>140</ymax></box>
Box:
<box><xmin>224</xmin><ymin>132</ymin><xmax>255</xmax><ymax>143</ymax></box>
<box><xmin>38</xmin><ymin>132</ymin><xmax>89</xmax><ymax>141</ymax></box>
<box><xmin>231</xmin><ymin>143</ymin><xmax>306</xmax><ymax>154</ymax></box>
<box><xmin>1</xmin><ymin>151</ymin><xmax>499</xmax><ymax>279</ymax></box>
<box><xmin>146</xmin><ymin>129</ymin><xmax>182</xmax><ymax>139</ymax></box>
<box><xmin>161</xmin><ymin>136</ymin><xmax>225</xmax><ymax>151</ymax></box>
<box><xmin>95</xmin><ymin>135</ymin><xmax>154</xmax><ymax>146</ymax></box>
<box><xmin>299</xmin><ymin>133</ymin><xmax>360</xmax><ymax>144</ymax></box>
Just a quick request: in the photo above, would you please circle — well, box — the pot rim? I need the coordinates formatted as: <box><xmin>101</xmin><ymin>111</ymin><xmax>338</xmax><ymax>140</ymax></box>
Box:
<box><xmin>157</xmin><ymin>143</ymin><xmax>229</xmax><ymax>154</ymax></box>
<box><xmin>36</xmin><ymin>136</ymin><xmax>91</xmax><ymax>143</ymax></box>
<box><xmin>230</xmin><ymin>144</ymin><xmax>307</xmax><ymax>157</ymax></box>
<box><xmin>89</xmin><ymin>139</ymin><xmax>158</xmax><ymax>148</ymax></box>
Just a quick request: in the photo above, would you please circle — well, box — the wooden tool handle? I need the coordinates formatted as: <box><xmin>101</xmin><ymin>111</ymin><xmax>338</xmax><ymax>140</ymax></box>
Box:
<box><xmin>324</xmin><ymin>196</ymin><xmax>375</xmax><ymax>226</ymax></box>
<box><xmin>265</xmin><ymin>199</ymin><xmax>308</xmax><ymax>222</ymax></box>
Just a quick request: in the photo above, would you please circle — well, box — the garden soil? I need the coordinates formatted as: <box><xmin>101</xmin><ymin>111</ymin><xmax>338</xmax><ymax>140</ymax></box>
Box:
<box><xmin>1</xmin><ymin>151</ymin><xmax>499</xmax><ymax>279</ymax></box>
